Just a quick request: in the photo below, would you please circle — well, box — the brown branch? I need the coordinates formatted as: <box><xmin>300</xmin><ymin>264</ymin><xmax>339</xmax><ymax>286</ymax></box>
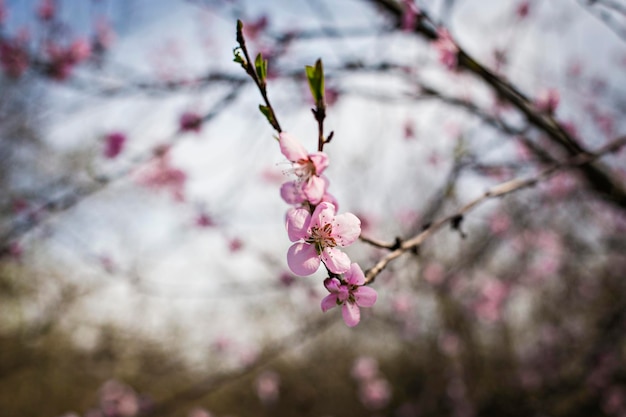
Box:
<box><xmin>365</xmin><ymin>0</ymin><xmax>626</xmax><ymax>212</ymax></box>
<box><xmin>0</xmin><ymin>84</ymin><xmax>244</xmax><ymax>254</ymax></box>
<box><xmin>363</xmin><ymin>136</ymin><xmax>626</xmax><ymax>283</ymax></box>
<box><xmin>235</xmin><ymin>20</ymin><xmax>282</xmax><ymax>133</ymax></box>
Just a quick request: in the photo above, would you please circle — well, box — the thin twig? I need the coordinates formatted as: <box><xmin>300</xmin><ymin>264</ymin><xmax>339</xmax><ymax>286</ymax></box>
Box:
<box><xmin>366</xmin><ymin>0</ymin><xmax>626</xmax><ymax>211</ymax></box>
<box><xmin>363</xmin><ymin>136</ymin><xmax>626</xmax><ymax>283</ymax></box>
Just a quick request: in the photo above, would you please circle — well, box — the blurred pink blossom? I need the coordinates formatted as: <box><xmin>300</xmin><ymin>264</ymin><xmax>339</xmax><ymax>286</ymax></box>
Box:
<box><xmin>359</xmin><ymin>377</ymin><xmax>392</xmax><ymax>410</ymax></box>
<box><xmin>45</xmin><ymin>39</ymin><xmax>91</xmax><ymax>80</ymax></box>
<box><xmin>391</xmin><ymin>294</ymin><xmax>412</xmax><ymax>316</ymax></box>
<box><xmin>438</xmin><ymin>332</ymin><xmax>461</xmax><ymax>356</ymax></box>
<box><xmin>195</xmin><ymin>212</ymin><xmax>215</xmax><ymax>228</ymax></box>
<box><xmin>103</xmin><ymin>132</ymin><xmax>126</xmax><ymax>159</ymax></box>
<box><xmin>94</xmin><ymin>18</ymin><xmax>115</xmax><ymax>51</ymax></box>
<box><xmin>602</xmin><ymin>386</ymin><xmax>626</xmax><ymax>416</ymax></box>
<box><xmin>0</xmin><ymin>37</ymin><xmax>29</xmax><ymax>77</ymax></box>
<box><xmin>351</xmin><ymin>356</ymin><xmax>379</xmax><ymax>382</ymax></box>
<box><xmin>188</xmin><ymin>408</ymin><xmax>213</xmax><ymax>417</ymax></box>
<box><xmin>255</xmin><ymin>370</ymin><xmax>280</xmax><ymax>405</ymax></box>
<box><xmin>402</xmin><ymin>0</ymin><xmax>421</xmax><ymax>31</ymax></box>
<box><xmin>37</xmin><ymin>0</ymin><xmax>55</xmax><ymax>21</ymax></box>
<box><xmin>279</xmin><ymin>271</ymin><xmax>296</xmax><ymax>287</ymax></box>
<box><xmin>0</xmin><ymin>0</ymin><xmax>6</xmax><ymax>24</ymax></box>
<box><xmin>473</xmin><ymin>279</ymin><xmax>509</xmax><ymax>322</ymax></box>
<box><xmin>534</xmin><ymin>88</ymin><xmax>560</xmax><ymax>114</ymax></box>
<box><xmin>423</xmin><ymin>262</ymin><xmax>445</xmax><ymax>285</ymax></box>
<box><xmin>243</xmin><ymin>15</ymin><xmax>268</xmax><ymax>41</ymax></box>
<box><xmin>228</xmin><ymin>237</ymin><xmax>243</xmax><ymax>252</ymax></box>
<box><xmin>516</xmin><ymin>1</ymin><xmax>530</xmax><ymax>18</ymax></box>
<box><xmin>99</xmin><ymin>380</ymin><xmax>139</xmax><ymax>417</ymax></box>
<box><xmin>489</xmin><ymin>212</ymin><xmax>511</xmax><ymax>235</ymax></box>
<box><xmin>433</xmin><ymin>28</ymin><xmax>458</xmax><ymax>70</ymax></box>
<box><xmin>179</xmin><ymin>111</ymin><xmax>203</xmax><ymax>132</ymax></box>
<box><xmin>403</xmin><ymin>119</ymin><xmax>416</xmax><ymax>140</ymax></box>
<box><xmin>135</xmin><ymin>148</ymin><xmax>186</xmax><ymax>201</ymax></box>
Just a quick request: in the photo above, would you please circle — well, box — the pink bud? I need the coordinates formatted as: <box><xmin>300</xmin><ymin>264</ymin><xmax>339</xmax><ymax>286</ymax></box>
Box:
<box><xmin>103</xmin><ymin>132</ymin><xmax>126</xmax><ymax>159</ymax></box>
<box><xmin>179</xmin><ymin>112</ymin><xmax>202</xmax><ymax>132</ymax></box>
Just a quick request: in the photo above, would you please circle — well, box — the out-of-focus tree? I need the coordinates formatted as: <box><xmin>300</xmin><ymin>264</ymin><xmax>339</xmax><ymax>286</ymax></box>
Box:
<box><xmin>1</xmin><ymin>0</ymin><xmax>625</xmax><ymax>416</ymax></box>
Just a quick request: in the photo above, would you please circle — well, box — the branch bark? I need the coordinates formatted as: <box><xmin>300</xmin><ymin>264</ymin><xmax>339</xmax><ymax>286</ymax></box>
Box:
<box><xmin>365</xmin><ymin>0</ymin><xmax>626</xmax><ymax>211</ymax></box>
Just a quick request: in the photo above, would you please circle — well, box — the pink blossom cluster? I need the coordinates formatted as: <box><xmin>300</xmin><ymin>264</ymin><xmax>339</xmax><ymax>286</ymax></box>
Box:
<box><xmin>534</xmin><ymin>88</ymin><xmax>560</xmax><ymax>114</ymax></box>
<box><xmin>179</xmin><ymin>111</ymin><xmax>203</xmax><ymax>132</ymax></box>
<box><xmin>433</xmin><ymin>28</ymin><xmax>459</xmax><ymax>70</ymax></box>
<box><xmin>135</xmin><ymin>146</ymin><xmax>187</xmax><ymax>201</ymax></box>
<box><xmin>279</xmin><ymin>132</ymin><xmax>376</xmax><ymax>326</ymax></box>
<box><xmin>351</xmin><ymin>356</ymin><xmax>392</xmax><ymax>410</ymax></box>
<box><xmin>401</xmin><ymin>0</ymin><xmax>421</xmax><ymax>32</ymax></box>
<box><xmin>0</xmin><ymin>35</ymin><xmax>29</xmax><ymax>78</ymax></box>
<box><xmin>58</xmin><ymin>379</ymin><xmax>152</xmax><ymax>417</ymax></box>
<box><xmin>0</xmin><ymin>1</ymin><xmax>115</xmax><ymax>80</ymax></box>
<box><xmin>44</xmin><ymin>39</ymin><xmax>92</xmax><ymax>81</ymax></box>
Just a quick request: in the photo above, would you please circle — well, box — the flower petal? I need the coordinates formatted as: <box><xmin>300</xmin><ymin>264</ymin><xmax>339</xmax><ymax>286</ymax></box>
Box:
<box><xmin>320</xmin><ymin>191</ymin><xmax>339</xmax><ymax>211</ymax></box>
<box><xmin>342</xmin><ymin>302</ymin><xmax>361</xmax><ymax>327</ymax></box>
<box><xmin>309</xmin><ymin>202</ymin><xmax>336</xmax><ymax>230</ymax></box>
<box><xmin>303</xmin><ymin>176</ymin><xmax>328</xmax><ymax>205</ymax></box>
<box><xmin>309</xmin><ymin>152</ymin><xmax>329</xmax><ymax>175</ymax></box>
<box><xmin>279</xmin><ymin>132</ymin><xmax>308</xmax><ymax>162</ymax></box>
<box><xmin>332</xmin><ymin>212</ymin><xmax>361</xmax><ymax>246</ymax></box>
<box><xmin>344</xmin><ymin>263</ymin><xmax>365</xmax><ymax>286</ymax></box>
<box><xmin>280</xmin><ymin>181</ymin><xmax>306</xmax><ymax>205</ymax></box>
<box><xmin>321</xmin><ymin>294</ymin><xmax>338</xmax><ymax>312</ymax></box>
<box><xmin>287</xmin><ymin>243</ymin><xmax>320</xmax><ymax>276</ymax></box>
<box><xmin>323</xmin><ymin>277</ymin><xmax>342</xmax><ymax>293</ymax></box>
<box><xmin>321</xmin><ymin>247</ymin><xmax>351</xmax><ymax>274</ymax></box>
<box><xmin>354</xmin><ymin>286</ymin><xmax>377</xmax><ymax>308</ymax></box>
<box><xmin>286</xmin><ymin>207</ymin><xmax>311</xmax><ymax>242</ymax></box>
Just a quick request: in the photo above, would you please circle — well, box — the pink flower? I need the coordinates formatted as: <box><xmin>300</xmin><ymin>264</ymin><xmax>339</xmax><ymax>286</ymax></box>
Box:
<box><xmin>433</xmin><ymin>28</ymin><xmax>458</xmax><ymax>70</ymax></box>
<box><xmin>44</xmin><ymin>40</ymin><xmax>91</xmax><ymax>81</ymax></box>
<box><xmin>195</xmin><ymin>212</ymin><xmax>214</xmax><ymax>228</ymax></box>
<box><xmin>351</xmin><ymin>356</ymin><xmax>379</xmax><ymax>381</ymax></box>
<box><xmin>402</xmin><ymin>0</ymin><xmax>420</xmax><ymax>31</ymax></box>
<box><xmin>534</xmin><ymin>88</ymin><xmax>559</xmax><ymax>114</ymax></box>
<box><xmin>179</xmin><ymin>111</ymin><xmax>202</xmax><ymax>132</ymax></box>
<box><xmin>359</xmin><ymin>377</ymin><xmax>392</xmax><ymax>410</ymax></box>
<box><xmin>243</xmin><ymin>15</ymin><xmax>268</xmax><ymax>41</ymax></box>
<box><xmin>286</xmin><ymin>202</ymin><xmax>360</xmax><ymax>275</ymax></box>
<box><xmin>93</xmin><ymin>18</ymin><xmax>115</xmax><ymax>52</ymax></box>
<box><xmin>0</xmin><ymin>38</ymin><xmax>29</xmax><ymax>78</ymax></box>
<box><xmin>0</xmin><ymin>0</ymin><xmax>6</xmax><ymax>24</ymax></box>
<box><xmin>516</xmin><ymin>1</ymin><xmax>530</xmax><ymax>19</ymax></box>
<box><xmin>188</xmin><ymin>408</ymin><xmax>213</xmax><ymax>417</ymax></box>
<box><xmin>69</xmin><ymin>38</ymin><xmax>91</xmax><ymax>62</ymax></box>
<box><xmin>321</xmin><ymin>263</ymin><xmax>377</xmax><ymax>327</ymax></box>
<box><xmin>135</xmin><ymin>149</ymin><xmax>186</xmax><ymax>201</ymax></box>
<box><xmin>37</xmin><ymin>0</ymin><xmax>55</xmax><ymax>21</ymax></box>
<box><xmin>279</xmin><ymin>132</ymin><xmax>329</xmax><ymax>205</ymax></box>
<box><xmin>103</xmin><ymin>132</ymin><xmax>126</xmax><ymax>159</ymax></box>
<box><xmin>255</xmin><ymin>370</ymin><xmax>280</xmax><ymax>405</ymax></box>
<box><xmin>228</xmin><ymin>237</ymin><xmax>244</xmax><ymax>252</ymax></box>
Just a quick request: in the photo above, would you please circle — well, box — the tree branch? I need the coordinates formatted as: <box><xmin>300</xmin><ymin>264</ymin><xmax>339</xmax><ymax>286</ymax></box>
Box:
<box><xmin>363</xmin><ymin>136</ymin><xmax>626</xmax><ymax>283</ymax></box>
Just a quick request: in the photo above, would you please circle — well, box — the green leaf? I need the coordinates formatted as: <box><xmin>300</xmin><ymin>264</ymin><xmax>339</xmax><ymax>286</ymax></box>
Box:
<box><xmin>305</xmin><ymin>58</ymin><xmax>325</xmax><ymax>106</ymax></box>
<box><xmin>259</xmin><ymin>104</ymin><xmax>274</xmax><ymax>126</ymax></box>
<box><xmin>255</xmin><ymin>53</ymin><xmax>267</xmax><ymax>83</ymax></box>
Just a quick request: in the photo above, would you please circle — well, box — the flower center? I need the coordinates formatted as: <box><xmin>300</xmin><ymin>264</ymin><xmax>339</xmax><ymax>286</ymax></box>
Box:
<box><xmin>293</xmin><ymin>158</ymin><xmax>315</xmax><ymax>180</ymax></box>
<box><xmin>307</xmin><ymin>223</ymin><xmax>337</xmax><ymax>253</ymax></box>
